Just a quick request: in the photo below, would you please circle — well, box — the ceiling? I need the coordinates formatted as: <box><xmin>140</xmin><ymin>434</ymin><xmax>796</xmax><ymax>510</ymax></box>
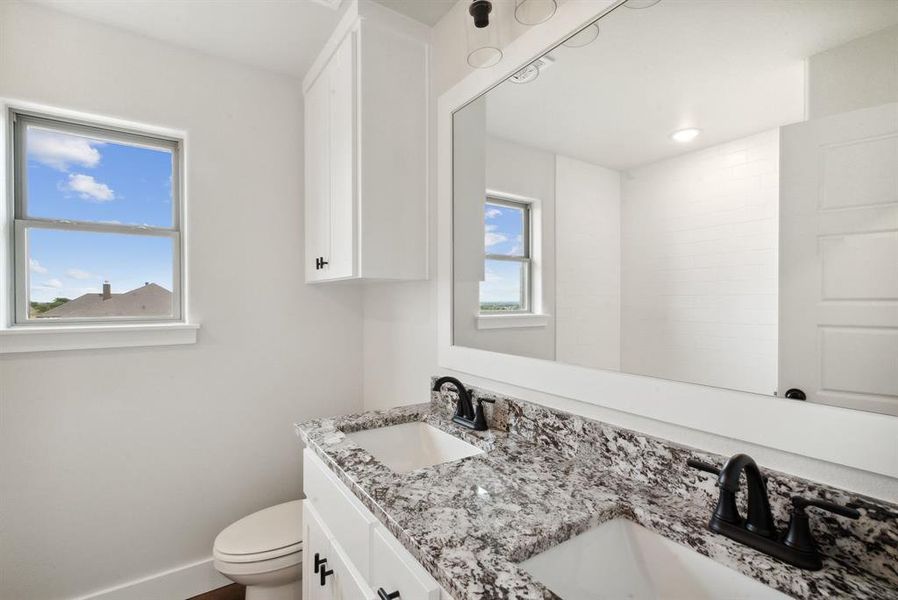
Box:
<box><xmin>374</xmin><ymin>0</ymin><xmax>456</xmax><ymax>26</ymax></box>
<box><xmin>31</xmin><ymin>0</ymin><xmax>344</xmax><ymax>78</ymax></box>
<box><xmin>484</xmin><ymin>0</ymin><xmax>898</xmax><ymax>170</ymax></box>
<box><xmin>30</xmin><ymin>0</ymin><xmax>456</xmax><ymax>78</ymax></box>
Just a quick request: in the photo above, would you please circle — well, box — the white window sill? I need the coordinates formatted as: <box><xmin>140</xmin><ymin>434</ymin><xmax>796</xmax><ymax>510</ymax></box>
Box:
<box><xmin>476</xmin><ymin>313</ymin><xmax>551</xmax><ymax>330</ymax></box>
<box><xmin>0</xmin><ymin>323</ymin><xmax>199</xmax><ymax>354</ymax></box>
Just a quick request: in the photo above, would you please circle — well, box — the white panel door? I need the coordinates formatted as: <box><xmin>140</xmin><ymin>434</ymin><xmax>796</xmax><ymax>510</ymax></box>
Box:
<box><xmin>326</xmin><ymin>31</ymin><xmax>357</xmax><ymax>280</ymax></box>
<box><xmin>779</xmin><ymin>102</ymin><xmax>898</xmax><ymax>415</ymax></box>
<box><xmin>305</xmin><ymin>70</ymin><xmax>331</xmax><ymax>283</ymax></box>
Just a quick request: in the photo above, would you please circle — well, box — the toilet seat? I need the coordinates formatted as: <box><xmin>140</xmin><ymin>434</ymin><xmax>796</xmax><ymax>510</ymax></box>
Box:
<box><xmin>213</xmin><ymin>500</ymin><xmax>303</xmax><ymax>564</ymax></box>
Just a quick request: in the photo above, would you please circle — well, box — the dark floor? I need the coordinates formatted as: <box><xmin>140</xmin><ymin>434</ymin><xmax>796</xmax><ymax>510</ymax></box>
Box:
<box><xmin>187</xmin><ymin>583</ymin><xmax>245</xmax><ymax>600</ymax></box>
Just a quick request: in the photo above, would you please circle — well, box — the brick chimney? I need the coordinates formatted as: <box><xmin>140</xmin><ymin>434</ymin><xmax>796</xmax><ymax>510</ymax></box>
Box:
<box><xmin>102</xmin><ymin>281</ymin><xmax>111</xmax><ymax>300</ymax></box>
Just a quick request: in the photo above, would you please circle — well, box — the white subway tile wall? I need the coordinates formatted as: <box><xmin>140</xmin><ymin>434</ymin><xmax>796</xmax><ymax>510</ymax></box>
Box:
<box><xmin>621</xmin><ymin>130</ymin><xmax>780</xmax><ymax>395</ymax></box>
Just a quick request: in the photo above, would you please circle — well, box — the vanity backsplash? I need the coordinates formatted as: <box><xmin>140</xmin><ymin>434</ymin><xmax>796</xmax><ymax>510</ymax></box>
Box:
<box><xmin>431</xmin><ymin>379</ymin><xmax>898</xmax><ymax>589</ymax></box>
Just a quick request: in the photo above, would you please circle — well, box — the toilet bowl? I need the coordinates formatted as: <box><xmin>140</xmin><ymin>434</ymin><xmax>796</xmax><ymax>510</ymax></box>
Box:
<box><xmin>213</xmin><ymin>500</ymin><xmax>303</xmax><ymax>600</ymax></box>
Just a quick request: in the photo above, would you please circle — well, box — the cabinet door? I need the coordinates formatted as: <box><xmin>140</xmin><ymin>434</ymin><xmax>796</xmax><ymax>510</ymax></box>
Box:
<box><xmin>305</xmin><ymin>501</ymin><xmax>375</xmax><ymax>600</ymax></box>
<box><xmin>305</xmin><ymin>69</ymin><xmax>330</xmax><ymax>282</ymax></box>
<box><xmin>304</xmin><ymin>501</ymin><xmax>333</xmax><ymax>600</ymax></box>
<box><xmin>326</xmin><ymin>31</ymin><xmax>357</xmax><ymax>279</ymax></box>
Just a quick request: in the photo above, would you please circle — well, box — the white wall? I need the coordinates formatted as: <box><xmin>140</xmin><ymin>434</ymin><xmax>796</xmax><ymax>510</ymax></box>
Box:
<box><xmin>555</xmin><ymin>156</ymin><xmax>621</xmax><ymax>370</ymax></box>
<box><xmin>362</xmin><ymin>0</ymin><xmax>898</xmax><ymax>501</ymax></box>
<box><xmin>620</xmin><ymin>130</ymin><xmax>780</xmax><ymax>396</ymax></box>
<box><xmin>0</xmin><ymin>4</ymin><xmax>364</xmax><ymax>599</ymax></box>
<box><xmin>809</xmin><ymin>24</ymin><xmax>898</xmax><ymax>120</ymax></box>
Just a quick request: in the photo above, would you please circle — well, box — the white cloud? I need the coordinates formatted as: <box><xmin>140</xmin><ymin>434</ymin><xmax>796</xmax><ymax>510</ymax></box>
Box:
<box><xmin>485</xmin><ymin>207</ymin><xmax>502</xmax><ymax>219</ymax></box>
<box><xmin>41</xmin><ymin>278</ymin><xmax>64</xmax><ymax>289</ymax></box>
<box><xmin>61</xmin><ymin>173</ymin><xmax>115</xmax><ymax>202</ymax></box>
<box><xmin>29</xmin><ymin>259</ymin><xmax>48</xmax><ymax>274</ymax></box>
<box><xmin>28</xmin><ymin>129</ymin><xmax>102</xmax><ymax>171</ymax></box>
<box><xmin>484</xmin><ymin>225</ymin><xmax>507</xmax><ymax>248</ymax></box>
<box><xmin>65</xmin><ymin>268</ymin><xmax>92</xmax><ymax>280</ymax></box>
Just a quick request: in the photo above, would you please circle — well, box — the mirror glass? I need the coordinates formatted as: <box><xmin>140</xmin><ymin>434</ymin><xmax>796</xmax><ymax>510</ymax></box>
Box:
<box><xmin>452</xmin><ymin>0</ymin><xmax>898</xmax><ymax>415</ymax></box>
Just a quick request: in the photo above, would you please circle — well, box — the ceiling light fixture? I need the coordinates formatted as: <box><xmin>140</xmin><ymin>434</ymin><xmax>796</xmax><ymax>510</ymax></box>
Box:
<box><xmin>670</xmin><ymin>128</ymin><xmax>701</xmax><ymax>143</ymax></box>
<box><xmin>563</xmin><ymin>24</ymin><xmax>600</xmax><ymax>48</ymax></box>
<box><xmin>624</xmin><ymin>0</ymin><xmax>662</xmax><ymax>8</ymax></box>
<box><xmin>467</xmin><ymin>0</ymin><xmax>502</xmax><ymax>68</ymax></box>
<box><xmin>515</xmin><ymin>0</ymin><xmax>557</xmax><ymax>26</ymax></box>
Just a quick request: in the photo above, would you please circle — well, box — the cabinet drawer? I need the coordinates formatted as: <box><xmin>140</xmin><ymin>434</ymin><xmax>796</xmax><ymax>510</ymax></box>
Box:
<box><xmin>304</xmin><ymin>448</ymin><xmax>376</xmax><ymax>578</ymax></box>
<box><xmin>370</xmin><ymin>526</ymin><xmax>440</xmax><ymax>600</ymax></box>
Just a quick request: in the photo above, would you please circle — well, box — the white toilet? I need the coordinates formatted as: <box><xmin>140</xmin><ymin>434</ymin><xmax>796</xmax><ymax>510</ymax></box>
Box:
<box><xmin>213</xmin><ymin>500</ymin><xmax>303</xmax><ymax>600</ymax></box>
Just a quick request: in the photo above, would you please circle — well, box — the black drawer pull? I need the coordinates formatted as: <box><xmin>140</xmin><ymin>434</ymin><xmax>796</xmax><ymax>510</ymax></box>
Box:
<box><xmin>378</xmin><ymin>588</ymin><xmax>400</xmax><ymax>600</ymax></box>
<box><xmin>320</xmin><ymin>564</ymin><xmax>334</xmax><ymax>586</ymax></box>
<box><xmin>313</xmin><ymin>552</ymin><xmax>327</xmax><ymax>574</ymax></box>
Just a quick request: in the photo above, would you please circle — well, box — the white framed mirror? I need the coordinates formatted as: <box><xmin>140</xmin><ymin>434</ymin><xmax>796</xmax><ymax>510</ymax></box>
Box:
<box><xmin>438</xmin><ymin>0</ymin><xmax>898</xmax><ymax>478</ymax></box>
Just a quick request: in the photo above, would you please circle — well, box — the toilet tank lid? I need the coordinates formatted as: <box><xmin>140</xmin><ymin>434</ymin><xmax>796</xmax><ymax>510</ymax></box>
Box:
<box><xmin>214</xmin><ymin>500</ymin><xmax>303</xmax><ymax>556</ymax></box>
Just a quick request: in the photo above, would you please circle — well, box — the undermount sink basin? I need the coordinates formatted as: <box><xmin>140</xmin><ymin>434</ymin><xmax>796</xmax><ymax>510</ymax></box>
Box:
<box><xmin>345</xmin><ymin>422</ymin><xmax>484</xmax><ymax>473</ymax></box>
<box><xmin>519</xmin><ymin>519</ymin><xmax>789</xmax><ymax>600</ymax></box>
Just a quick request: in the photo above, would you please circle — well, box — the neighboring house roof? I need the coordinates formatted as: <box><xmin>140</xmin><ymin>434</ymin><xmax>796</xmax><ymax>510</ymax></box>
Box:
<box><xmin>40</xmin><ymin>283</ymin><xmax>172</xmax><ymax>318</ymax></box>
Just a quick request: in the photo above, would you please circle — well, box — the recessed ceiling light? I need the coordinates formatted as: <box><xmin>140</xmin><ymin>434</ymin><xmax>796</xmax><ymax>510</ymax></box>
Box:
<box><xmin>670</xmin><ymin>128</ymin><xmax>701</xmax><ymax>143</ymax></box>
<box><xmin>563</xmin><ymin>24</ymin><xmax>600</xmax><ymax>48</ymax></box>
<box><xmin>624</xmin><ymin>0</ymin><xmax>662</xmax><ymax>8</ymax></box>
<box><xmin>509</xmin><ymin>64</ymin><xmax>540</xmax><ymax>84</ymax></box>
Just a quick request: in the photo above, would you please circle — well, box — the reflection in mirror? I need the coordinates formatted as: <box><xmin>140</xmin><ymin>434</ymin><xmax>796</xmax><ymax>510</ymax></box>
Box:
<box><xmin>452</xmin><ymin>0</ymin><xmax>898</xmax><ymax>415</ymax></box>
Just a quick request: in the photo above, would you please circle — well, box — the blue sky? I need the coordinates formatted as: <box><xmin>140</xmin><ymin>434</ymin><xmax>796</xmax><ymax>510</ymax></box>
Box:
<box><xmin>480</xmin><ymin>202</ymin><xmax>525</xmax><ymax>305</ymax></box>
<box><xmin>25</xmin><ymin>126</ymin><xmax>174</xmax><ymax>303</ymax></box>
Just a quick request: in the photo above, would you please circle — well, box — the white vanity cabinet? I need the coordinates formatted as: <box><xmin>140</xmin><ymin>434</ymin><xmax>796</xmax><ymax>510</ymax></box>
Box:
<box><xmin>303</xmin><ymin>449</ymin><xmax>447</xmax><ymax>600</ymax></box>
<box><xmin>303</xmin><ymin>0</ymin><xmax>429</xmax><ymax>283</ymax></box>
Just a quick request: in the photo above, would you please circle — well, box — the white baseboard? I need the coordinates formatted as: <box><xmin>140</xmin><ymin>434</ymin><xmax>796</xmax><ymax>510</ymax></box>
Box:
<box><xmin>75</xmin><ymin>557</ymin><xmax>230</xmax><ymax>600</ymax></box>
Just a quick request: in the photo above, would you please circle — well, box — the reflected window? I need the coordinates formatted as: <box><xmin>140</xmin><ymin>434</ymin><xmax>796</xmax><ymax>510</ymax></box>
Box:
<box><xmin>480</xmin><ymin>198</ymin><xmax>531</xmax><ymax>312</ymax></box>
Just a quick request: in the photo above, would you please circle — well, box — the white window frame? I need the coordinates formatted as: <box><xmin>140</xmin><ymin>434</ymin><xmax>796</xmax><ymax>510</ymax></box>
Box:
<box><xmin>480</xmin><ymin>196</ymin><xmax>532</xmax><ymax>314</ymax></box>
<box><xmin>9</xmin><ymin>109</ymin><xmax>183</xmax><ymax>325</ymax></box>
<box><xmin>0</xmin><ymin>101</ymin><xmax>197</xmax><ymax>353</ymax></box>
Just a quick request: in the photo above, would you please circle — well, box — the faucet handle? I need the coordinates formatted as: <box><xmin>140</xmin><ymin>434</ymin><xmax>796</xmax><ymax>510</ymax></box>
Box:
<box><xmin>470</xmin><ymin>396</ymin><xmax>495</xmax><ymax>431</ymax></box>
<box><xmin>687</xmin><ymin>458</ymin><xmax>721</xmax><ymax>476</ymax></box>
<box><xmin>791</xmin><ymin>496</ymin><xmax>860</xmax><ymax>520</ymax></box>
<box><xmin>783</xmin><ymin>495</ymin><xmax>860</xmax><ymax>559</ymax></box>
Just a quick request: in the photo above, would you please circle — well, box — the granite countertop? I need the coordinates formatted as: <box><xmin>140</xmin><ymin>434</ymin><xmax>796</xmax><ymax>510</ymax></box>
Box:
<box><xmin>295</xmin><ymin>394</ymin><xmax>898</xmax><ymax>600</ymax></box>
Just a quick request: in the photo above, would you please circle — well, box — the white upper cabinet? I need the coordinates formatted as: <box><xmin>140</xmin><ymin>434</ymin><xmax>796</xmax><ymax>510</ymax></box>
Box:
<box><xmin>303</xmin><ymin>0</ymin><xmax>429</xmax><ymax>283</ymax></box>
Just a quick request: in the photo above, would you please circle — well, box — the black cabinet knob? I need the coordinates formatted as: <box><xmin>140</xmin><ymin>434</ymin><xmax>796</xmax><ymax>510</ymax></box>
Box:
<box><xmin>378</xmin><ymin>588</ymin><xmax>401</xmax><ymax>600</ymax></box>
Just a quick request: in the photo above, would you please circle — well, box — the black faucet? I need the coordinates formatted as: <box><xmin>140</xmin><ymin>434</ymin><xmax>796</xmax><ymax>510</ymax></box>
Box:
<box><xmin>432</xmin><ymin>377</ymin><xmax>494</xmax><ymax>431</ymax></box>
<box><xmin>688</xmin><ymin>454</ymin><xmax>860</xmax><ymax>570</ymax></box>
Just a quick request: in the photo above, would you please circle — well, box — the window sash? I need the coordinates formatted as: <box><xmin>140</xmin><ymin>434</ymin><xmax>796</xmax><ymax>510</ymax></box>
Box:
<box><xmin>12</xmin><ymin>111</ymin><xmax>180</xmax><ymax>229</ymax></box>
<box><xmin>485</xmin><ymin>196</ymin><xmax>530</xmax><ymax>259</ymax></box>
<box><xmin>9</xmin><ymin>109</ymin><xmax>184</xmax><ymax>326</ymax></box>
<box><xmin>481</xmin><ymin>194</ymin><xmax>533</xmax><ymax>314</ymax></box>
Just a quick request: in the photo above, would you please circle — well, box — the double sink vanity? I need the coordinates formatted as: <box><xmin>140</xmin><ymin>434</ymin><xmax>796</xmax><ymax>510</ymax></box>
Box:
<box><xmin>295</xmin><ymin>380</ymin><xmax>898</xmax><ymax>600</ymax></box>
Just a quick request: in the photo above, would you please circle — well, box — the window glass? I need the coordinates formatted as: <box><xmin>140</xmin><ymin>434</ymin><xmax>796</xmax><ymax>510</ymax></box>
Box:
<box><xmin>480</xmin><ymin>259</ymin><xmax>525</xmax><ymax>312</ymax></box>
<box><xmin>25</xmin><ymin>126</ymin><xmax>174</xmax><ymax>228</ymax></box>
<box><xmin>484</xmin><ymin>201</ymin><xmax>526</xmax><ymax>257</ymax></box>
<box><xmin>27</xmin><ymin>229</ymin><xmax>174</xmax><ymax>319</ymax></box>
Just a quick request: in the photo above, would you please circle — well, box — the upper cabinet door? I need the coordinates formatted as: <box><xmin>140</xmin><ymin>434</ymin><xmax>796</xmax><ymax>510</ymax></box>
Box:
<box><xmin>305</xmin><ymin>69</ymin><xmax>331</xmax><ymax>282</ymax></box>
<box><xmin>326</xmin><ymin>31</ymin><xmax>357</xmax><ymax>281</ymax></box>
<box><xmin>302</xmin><ymin>1</ymin><xmax>428</xmax><ymax>284</ymax></box>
